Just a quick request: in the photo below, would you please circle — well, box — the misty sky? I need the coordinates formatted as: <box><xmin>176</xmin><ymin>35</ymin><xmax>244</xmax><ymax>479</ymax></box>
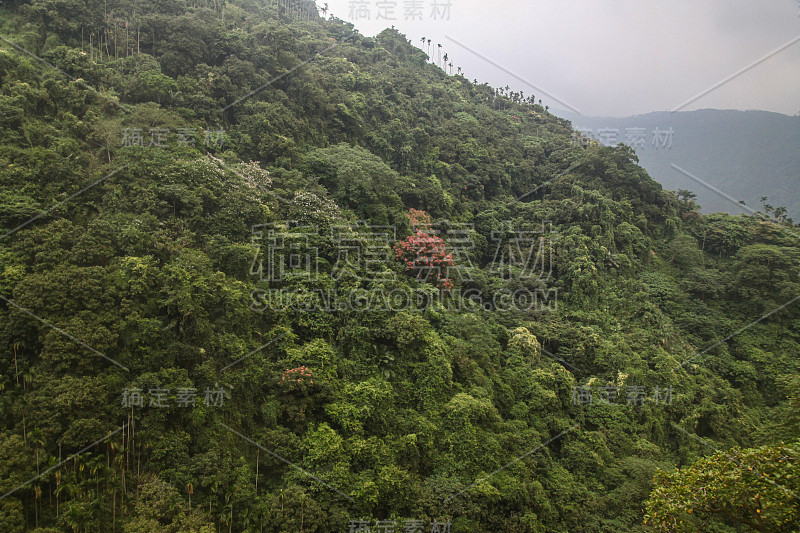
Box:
<box><xmin>323</xmin><ymin>0</ymin><xmax>800</xmax><ymax>117</ymax></box>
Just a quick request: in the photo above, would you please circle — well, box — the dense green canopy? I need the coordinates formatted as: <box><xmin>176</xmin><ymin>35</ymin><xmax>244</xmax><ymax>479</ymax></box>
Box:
<box><xmin>0</xmin><ymin>1</ymin><xmax>798</xmax><ymax>531</ymax></box>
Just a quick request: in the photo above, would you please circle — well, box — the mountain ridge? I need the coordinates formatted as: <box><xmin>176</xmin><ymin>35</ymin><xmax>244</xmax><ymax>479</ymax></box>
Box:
<box><xmin>555</xmin><ymin>108</ymin><xmax>800</xmax><ymax>219</ymax></box>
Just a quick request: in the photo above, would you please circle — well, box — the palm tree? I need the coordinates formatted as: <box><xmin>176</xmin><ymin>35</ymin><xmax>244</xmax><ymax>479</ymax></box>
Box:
<box><xmin>427</xmin><ymin>38</ymin><xmax>431</xmax><ymax>57</ymax></box>
<box><xmin>437</xmin><ymin>43</ymin><xmax>442</xmax><ymax>66</ymax></box>
<box><xmin>29</xmin><ymin>428</ymin><xmax>46</xmax><ymax>528</ymax></box>
<box><xmin>457</xmin><ymin>66</ymin><xmax>461</xmax><ymax>75</ymax></box>
<box><xmin>677</xmin><ymin>190</ymin><xmax>697</xmax><ymax>210</ymax></box>
<box><xmin>448</xmin><ymin>62</ymin><xmax>453</xmax><ymax>74</ymax></box>
<box><xmin>760</xmin><ymin>196</ymin><xmax>774</xmax><ymax>216</ymax></box>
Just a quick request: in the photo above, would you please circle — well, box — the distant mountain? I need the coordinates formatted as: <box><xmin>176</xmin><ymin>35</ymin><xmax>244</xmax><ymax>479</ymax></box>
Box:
<box><xmin>555</xmin><ymin>109</ymin><xmax>800</xmax><ymax>220</ymax></box>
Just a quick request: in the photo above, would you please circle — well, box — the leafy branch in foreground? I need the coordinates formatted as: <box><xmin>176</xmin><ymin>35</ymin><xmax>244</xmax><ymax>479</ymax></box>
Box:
<box><xmin>644</xmin><ymin>441</ymin><xmax>800</xmax><ymax>532</ymax></box>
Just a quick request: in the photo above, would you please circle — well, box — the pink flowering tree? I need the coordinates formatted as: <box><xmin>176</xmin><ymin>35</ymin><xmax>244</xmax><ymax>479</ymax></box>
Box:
<box><xmin>393</xmin><ymin>209</ymin><xmax>454</xmax><ymax>290</ymax></box>
<box><xmin>278</xmin><ymin>366</ymin><xmax>314</xmax><ymax>392</ymax></box>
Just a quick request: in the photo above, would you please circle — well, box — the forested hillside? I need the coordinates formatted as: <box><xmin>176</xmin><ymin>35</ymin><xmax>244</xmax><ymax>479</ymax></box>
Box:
<box><xmin>0</xmin><ymin>1</ymin><xmax>799</xmax><ymax>532</ymax></box>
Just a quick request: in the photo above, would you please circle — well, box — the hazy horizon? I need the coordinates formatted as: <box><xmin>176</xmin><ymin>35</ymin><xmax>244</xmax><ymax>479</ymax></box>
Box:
<box><xmin>324</xmin><ymin>0</ymin><xmax>800</xmax><ymax>118</ymax></box>
<box><xmin>551</xmin><ymin>107</ymin><xmax>800</xmax><ymax>120</ymax></box>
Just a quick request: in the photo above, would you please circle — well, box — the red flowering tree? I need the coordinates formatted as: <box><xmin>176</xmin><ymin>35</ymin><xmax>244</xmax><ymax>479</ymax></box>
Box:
<box><xmin>279</xmin><ymin>366</ymin><xmax>314</xmax><ymax>391</ymax></box>
<box><xmin>394</xmin><ymin>209</ymin><xmax>454</xmax><ymax>290</ymax></box>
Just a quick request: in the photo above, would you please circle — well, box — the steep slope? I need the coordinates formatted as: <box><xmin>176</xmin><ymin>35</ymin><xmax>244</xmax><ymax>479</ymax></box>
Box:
<box><xmin>0</xmin><ymin>2</ymin><xmax>799</xmax><ymax>532</ymax></box>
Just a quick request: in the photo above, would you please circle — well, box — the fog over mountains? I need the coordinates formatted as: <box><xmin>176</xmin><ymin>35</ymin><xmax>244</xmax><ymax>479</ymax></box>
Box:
<box><xmin>556</xmin><ymin>109</ymin><xmax>800</xmax><ymax>220</ymax></box>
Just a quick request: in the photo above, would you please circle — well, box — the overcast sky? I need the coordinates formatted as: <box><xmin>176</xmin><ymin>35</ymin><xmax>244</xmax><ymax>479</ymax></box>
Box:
<box><xmin>323</xmin><ymin>0</ymin><xmax>800</xmax><ymax>117</ymax></box>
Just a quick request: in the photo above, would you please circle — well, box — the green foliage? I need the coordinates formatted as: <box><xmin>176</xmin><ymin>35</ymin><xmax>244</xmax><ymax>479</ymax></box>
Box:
<box><xmin>0</xmin><ymin>0</ymin><xmax>798</xmax><ymax>531</ymax></box>
<box><xmin>644</xmin><ymin>441</ymin><xmax>800</xmax><ymax>532</ymax></box>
